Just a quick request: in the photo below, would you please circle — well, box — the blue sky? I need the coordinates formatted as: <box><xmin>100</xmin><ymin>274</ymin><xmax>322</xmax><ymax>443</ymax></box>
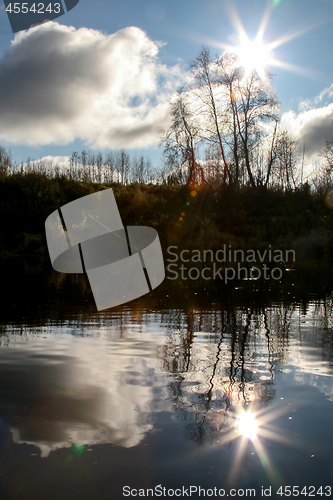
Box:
<box><xmin>0</xmin><ymin>0</ymin><xmax>332</xmax><ymax>167</ymax></box>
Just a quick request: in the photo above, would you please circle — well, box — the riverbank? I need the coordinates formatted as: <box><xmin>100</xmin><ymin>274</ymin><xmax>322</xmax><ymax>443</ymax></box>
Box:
<box><xmin>1</xmin><ymin>172</ymin><xmax>333</xmax><ymax>263</ymax></box>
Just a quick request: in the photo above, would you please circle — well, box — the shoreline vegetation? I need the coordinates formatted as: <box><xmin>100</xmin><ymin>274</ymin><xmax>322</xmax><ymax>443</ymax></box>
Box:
<box><xmin>1</xmin><ymin>168</ymin><xmax>333</xmax><ymax>265</ymax></box>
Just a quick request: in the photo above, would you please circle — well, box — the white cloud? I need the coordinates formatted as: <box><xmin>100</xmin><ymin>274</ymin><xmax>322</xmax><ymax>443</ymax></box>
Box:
<box><xmin>315</xmin><ymin>83</ymin><xmax>333</xmax><ymax>105</ymax></box>
<box><xmin>29</xmin><ymin>155</ymin><xmax>70</xmax><ymax>168</ymax></box>
<box><xmin>0</xmin><ymin>22</ymin><xmax>183</xmax><ymax>148</ymax></box>
<box><xmin>281</xmin><ymin>102</ymin><xmax>333</xmax><ymax>155</ymax></box>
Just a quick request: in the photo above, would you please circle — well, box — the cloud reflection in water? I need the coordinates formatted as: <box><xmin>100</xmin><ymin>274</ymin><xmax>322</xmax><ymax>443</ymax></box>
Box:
<box><xmin>0</xmin><ymin>331</ymin><xmax>169</xmax><ymax>457</ymax></box>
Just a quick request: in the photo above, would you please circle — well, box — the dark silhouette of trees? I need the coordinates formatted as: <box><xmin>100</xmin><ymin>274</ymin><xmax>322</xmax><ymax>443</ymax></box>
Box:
<box><xmin>317</xmin><ymin>140</ymin><xmax>333</xmax><ymax>190</ymax></box>
<box><xmin>231</xmin><ymin>71</ymin><xmax>279</xmax><ymax>187</ymax></box>
<box><xmin>161</xmin><ymin>96</ymin><xmax>204</xmax><ymax>186</ymax></box>
<box><xmin>0</xmin><ymin>145</ymin><xmax>11</xmax><ymax>177</ymax></box>
<box><xmin>274</xmin><ymin>129</ymin><xmax>300</xmax><ymax>190</ymax></box>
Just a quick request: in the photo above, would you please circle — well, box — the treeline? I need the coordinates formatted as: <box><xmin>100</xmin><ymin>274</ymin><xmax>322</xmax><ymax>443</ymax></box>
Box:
<box><xmin>1</xmin><ymin>137</ymin><xmax>332</xmax><ymax>193</ymax></box>
<box><xmin>0</xmin><ymin>146</ymin><xmax>165</xmax><ymax>185</ymax></box>
<box><xmin>65</xmin><ymin>149</ymin><xmax>162</xmax><ymax>184</ymax></box>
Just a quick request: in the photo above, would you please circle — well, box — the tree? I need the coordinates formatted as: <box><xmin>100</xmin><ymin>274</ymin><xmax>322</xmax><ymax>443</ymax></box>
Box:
<box><xmin>105</xmin><ymin>151</ymin><xmax>116</xmax><ymax>183</ymax></box>
<box><xmin>218</xmin><ymin>57</ymin><xmax>243</xmax><ymax>186</ymax></box>
<box><xmin>161</xmin><ymin>96</ymin><xmax>204</xmax><ymax>186</ymax></box>
<box><xmin>0</xmin><ymin>145</ymin><xmax>11</xmax><ymax>177</ymax></box>
<box><xmin>248</xmin><ymin>119</ymin><xmax>278</xmax><ymax>187</ymax></box>
<box><xmin>318</xmin><ymin>140</ymin><xmax>333</xmax><ymax>190</ymax></box>
<box><xmin>69</xmin><ymin>151</ymin><xmax>79</xmax><ymax>180</ymax></box>
<box><xmin>96</xmin><ymin>151</ymin><xmax>103</xmax><ymax>183</ymax></box>
<box><xmin>274</xmin><ymin>129</ymin><xmax>300</xmax><ymax>190</ymax></box>
<box><xmin>322</xmin><ymin>140</ymin><xmax>333</xmax><ymax>170</ymax></box>
<box><xmin>132</xmin><ymin>156</ymin><xmax>145</xmax><ymax>183</ymax></box>
<box><xmin>117</xmin><ymin>150</ymin><xmax>130</xmax><ymax>184</ymax></box>
<box><xmin>190</xmin><ymin>47</ymin><xmax>231</xmax><ymax>184</ymax></box>
<box><xmin>230</xmin><ymin>71</ymin><xmax>279</xmax><ymax>187</ymax></box>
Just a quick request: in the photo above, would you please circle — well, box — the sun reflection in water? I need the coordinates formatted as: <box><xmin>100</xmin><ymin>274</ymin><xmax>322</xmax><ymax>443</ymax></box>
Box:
<box><xmin>237</xmin><ymin>411</ymin><xmax>258</xmax><ymax>441</ymax></box>
<box><xmin>217</xmin><ymin>402</ymin><xmax>295</xmax><ymax>485</ymax></box>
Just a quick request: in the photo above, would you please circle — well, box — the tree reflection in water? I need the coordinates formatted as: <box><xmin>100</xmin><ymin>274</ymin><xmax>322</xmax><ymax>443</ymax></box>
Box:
<box><xmin>157</xmin><ymin>298</ymin><xmax>330</xmax><ymax>447</ymax></box>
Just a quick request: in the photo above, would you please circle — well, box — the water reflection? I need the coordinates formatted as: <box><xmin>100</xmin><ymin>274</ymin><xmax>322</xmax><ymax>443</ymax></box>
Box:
<box><xmin>237</xmin><ymin>411</ymin><xmax>258</xmax><ymax>440</ymax></box>
<box><xmin>0</xmin><ymin>271</ymin><xmax>333</xmax><ymax>500</ymax></box>
<box><xmin>0</xmin><ymin>329</ymin><xmax>170</xmax><ymax>457</ymax></box>
<box><xmin>0</xmin><ymin>291</ymin><xmax>333</xmax><ymax>456</ymax></box>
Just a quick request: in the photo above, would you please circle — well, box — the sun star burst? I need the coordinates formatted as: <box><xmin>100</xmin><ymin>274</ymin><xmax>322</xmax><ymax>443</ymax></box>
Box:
<box><xmin>200</xmin><ymin>3</ymin><xmax>320</xmax><ymax>81</ymax></box>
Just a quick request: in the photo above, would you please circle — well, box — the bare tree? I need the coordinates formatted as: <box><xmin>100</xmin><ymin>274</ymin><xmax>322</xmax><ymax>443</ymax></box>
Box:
<box><xmin>317</xmin><ymin>140</ymin><xmax>333</xmax><ymax>190</ymax></box>
<box><xmin>220</xmin><ymin>60</ymin><xmax>243</xmax><ymax>186</ymax></box>
<box><xmin>322</xmin><ymin>140</ymin><xmax>333</xmax><ymax>170</ymax></box>
<box><xmin>264</xmin><ymin>120</ymin><xmax>278</xmax><ymax>187</ymax></box>
<box><xmin>230</xmin><ymin>71</ymin><xmax>279</xmax><ymax>188</ymax></box>
<box><xmin>274</xmin><ymin>129</ymin><xmax>300</xmax><ymax>190</ymax></box>
<box><xmin>117</xmin><ymin>150</ymin><xmax>130</xmax><ymax>184</ymax></box>
<box><xmin>248</xmin><ymin>119</ymin><xmax>278</xmax><ymax>187</ymax></box>
<box><xmin>69</xmin><ymin>151</ymin><xmax>79</xmax><ymax>180</ymax></box>
<box><xmin>161</xmin><ymin>96</ymin><xmax>204</xmax><ymax>186</ymax></box>
<box><xmin>96</xmin><ymin>151</ymin><xmax>103</xmax><ymax>183</ymax></box>
<box><xmin>190</xmin><ymin>47</ymin><xmax>231</xmax><ymax>184</ymax></box>
<box><xmin>132</xmin><ymin>156</ymin><xmax>145</xmax><ymax>183</ymax></box>
<box><xmin>105</xmin><ymin>151</ymin><xmax>116</xmax><ymax>183</ymax></box>
<box><xmin>0</xmin><ymin>145</ymin><xmax>11</xmax><ymax>177</ymax></box>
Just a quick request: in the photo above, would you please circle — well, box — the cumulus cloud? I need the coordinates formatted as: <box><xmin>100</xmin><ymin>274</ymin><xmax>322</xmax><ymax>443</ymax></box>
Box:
<box><xmin>281</xmin><ymin>102</ymin><xmax>333</xmax><ymax>155</ymax></box>
<box><xmin>0</xmin><ymin>22</ymin><xmax>183</xmax><ymax>148</ymax></box>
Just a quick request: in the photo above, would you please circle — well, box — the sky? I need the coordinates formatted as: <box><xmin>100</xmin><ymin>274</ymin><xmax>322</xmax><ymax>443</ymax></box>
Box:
<box><xmin>0</xmin><ymin>0</ymin><xmax>333</xmax><ymax>168</ymax></box>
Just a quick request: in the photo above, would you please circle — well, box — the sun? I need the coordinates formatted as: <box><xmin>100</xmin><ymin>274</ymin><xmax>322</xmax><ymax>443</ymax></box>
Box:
<box><xmin>234</xmin><ymin>34</ymin><xmax>273</xmax><ymax>80</ymax></box>
<box><xmin>204</xmin><ymin>3</ymin><xmax>319</xmax><ymax>81</ymax></box>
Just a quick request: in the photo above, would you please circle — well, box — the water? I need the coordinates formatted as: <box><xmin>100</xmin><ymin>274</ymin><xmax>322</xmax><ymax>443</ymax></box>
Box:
<box><xmin>1</xmin><ymin>265</ymin><xmax>333</xmax><ymax>499</ymax></box>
